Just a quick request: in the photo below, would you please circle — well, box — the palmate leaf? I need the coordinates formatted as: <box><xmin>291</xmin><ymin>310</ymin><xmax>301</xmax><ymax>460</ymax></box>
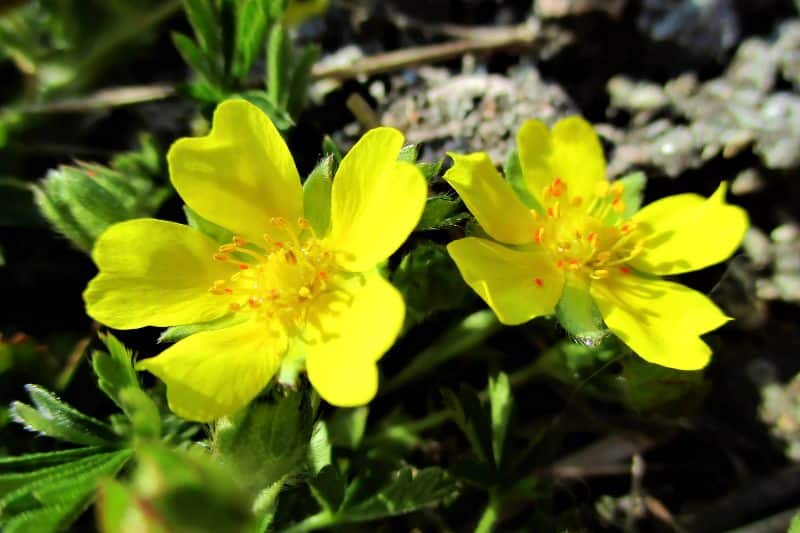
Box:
<box><xmin>10</xmin><ymin>385</ymin><xmax>121</xmax><ymax>447</ymax></box>
<box><xmin>335</xmin><ymin>466</ymin><xmax>459</xmax><ymax>522</ymax></box>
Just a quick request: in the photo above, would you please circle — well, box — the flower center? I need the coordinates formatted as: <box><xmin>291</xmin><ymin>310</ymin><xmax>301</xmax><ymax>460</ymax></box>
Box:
<box><xmin>532</xmin><ymin>178</ymin><xmax>644</xmax><ymax>281</ymax></box>
<box><xmin>208</xmin><ymin>217</ymin><xmax>338</xmax><ymax>328</ymax></box>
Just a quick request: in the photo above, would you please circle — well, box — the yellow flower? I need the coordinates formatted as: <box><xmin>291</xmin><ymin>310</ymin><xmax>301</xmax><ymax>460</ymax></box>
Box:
<box><xmin>84</xmin><ymin>99</ymin><xmax>426</xmax><ymax>421</ymax></box>
<box><xmin>444</xmin><ymin>117</ymin><xmax>748</xmax><ymax>370</ymax></box>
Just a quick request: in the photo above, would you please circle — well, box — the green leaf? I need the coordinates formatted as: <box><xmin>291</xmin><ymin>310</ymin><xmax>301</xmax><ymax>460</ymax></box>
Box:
<box><xmin>605</xmin><ymin>171</ymin><xmax>646</xmax><ymax>224</ymax></box>
<box><xmin>488</xmin><ymin>372</ymin><xmax>512</xmax><ymax>466</ymax></box>
<box><xmin>503</xmin><ymin>149</ymin><xmax>541</xmax><ymax>211</ymax></box>
<box><xmin>183</xmin><ymin>205</ymin><xmax>234</xmax><ymax>244</ymax></box>
<box><xmin>1</xmin><ymin>504</ymin><xmax>76</xmax><ymax>533</ymax></box>
<box><xmin>416</xmin><ymin>195</ymin><xmax>469</xmax><ymax>231</ymax></box>
<box><xmin>10</xmin><ymin>385</ymin><xmax>120</xmax><ymax>447</ymax></box>
<box><xmin>231</xmin><ymin>0</ymin><xmax>268</xmax><ymax>81</ymax></box>
<box><xmin>309</xmin><ymin>464</ymin><xmax>345</xmax><ymax>513</ymax></box>
<box><xmin>118</xmin><ymin>388</ymin><xmax>161</xmax><ymax>440</ymax></box>
<box><xmin>266</xmin><ymin>23</ymin><xmax>291</xmax><ymax>107</ymax></box>
<box><xmin>0</xmin><ymin>447</ymin><xmax>106</xmax><ymax>475</ymax></box>
<box><xmin>95</xmin><ymin>478</ymin><xmax>135</xmax><ymax>533</ymax></box>
<box><xmin>555</xmin><ymin>282</ymin><xmax>607</xmax><ymax>347</ymax></box>
<box><xmin>326</xmin><ymin>407</ymin><xmax>368</xmax><ymax>450</ymax></box>
<box><xmin>286</xmin><ymin>43</ymin><xmax>320</xmax><ymax>118</ymax></box>
<box><xmin>158</xmin><ymin>313</ymin><xmax>246</xmax><ymax>344</ymax></box>
<box><xmin>442</xmin><ymin>385</ymin><xmax>495</xmax><ymax>468</ymax></box>
<box><xmin>32</xmin><ymin>180</ymin><xmax>94</xmax><ymax>253</ymax></box>
<box><xmin>789</xmin><ymin>512</ymin><xmax>800</xmax><ymax>533</ymax></box>
<box><xmin>237</xmin><ymin>91</ymin><xmax>294</xmax><ymax>132</ymax></box>
<box><xmin>620</xmin><ymin>356</ymin><xmax>706</xmax><ymax>414</ymax></box>
<box><xmin>92</xmin><ymin>334</ymin><xmax>139</xmax><ymax>410</ymax></box>
<box><xmin>397</xmin><ymin>144</ymin><xmax>419</xmax><ymax>164</ymax></box>
<box><xmin>214</xmin><ymin>392</ymin><xmax>312</xmax><ymax>494</ymax></box>
<box><xmin>181</xmin><ymin>0</ymin><xmax>219</xmax><ymax>54</ymax></box>
<box><xmin>337</xmin><ymin>466</ymin><xmax>459</xmax><ymax>522</ymax></box>
<box><xmin>307</xmin><ymin>421</ymin><xmax>332</xmax><ymax>474</ymax></box>
<box><xmin>302</xmin><ymin>156</ymin><xmax>333</xmax><ymax>236</ymax></box>
<box><xmin>391</xmin><ymin>242</ymin><xmax>473</xmax><ymax>326</ymax></box>
<box><xmin>417</xmin><ymin>158</ymin><xmax>444</xmax><ymax>183</ymax></box>
<box><xmin>383</xmin><ymin>310</ymin><xmax>500</xmax><ymax>394</ymax></box>
<box><xmin>172</xmin><ymin>31</ymin><xmax>216</xmax><ymax>83</ymax></box>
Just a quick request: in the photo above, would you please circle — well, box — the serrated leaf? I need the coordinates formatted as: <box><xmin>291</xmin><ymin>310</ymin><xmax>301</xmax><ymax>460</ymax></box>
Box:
<box><xmin>308</xmin><ymin>464</ymin><xmax>345</xmax><ymax>512</ymax></box>
<box><xmin>337</xmin><ymin>467</ymin><xmax>458</xmax><ymax>522</ymax></box>
<box><xmin>488</xmin><ymin>372</ymin><xmax>512</xmax><ymax>466</ymax></box>
<box><xmin>416</xmin><ymin>195</ymin><xmax>468</xmax><ymax>231</ymax></box>
<box><xmin>32</xmin><ymin>181</ymin><xmax>94</xmax><ymax>253</ymax></box>
<box><xmin>442</xmin><ymin>385</ymin><xmax>495</xmax><ymax>468</ymax></box>
<box><xmin>307</xmin><ymin>421</ymin><xmax>332</xmax><ymax>474</ymax></box>
<box><xmin>1</xmin><ymin>503</ymin><xmax>75</xmax><ymax>533</ymax></box>
<box><xmin>11</xmin><ymin>385</ymin><xmax>120</xmax><ymax>446</ymax></box>
<box><xmin>302</xmin><ymin>156</ymin><xmax>333</xmax><ymax>235</ymax></box>
<box><xmin>286</xmin><ymin>43</ymin><xmax>320</xmax><ymax>118</ymax></box>
<box><xmin>417</xmin><ymin>158</ymin><xmax>443</xmax><ymax>183</ymax></box>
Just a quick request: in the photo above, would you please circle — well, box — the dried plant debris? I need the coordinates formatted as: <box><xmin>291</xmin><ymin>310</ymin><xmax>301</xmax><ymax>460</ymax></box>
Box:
<box><xmin>606</xmin><ymin>20</ymin><xmax>800</xmax><ymax>178</ymax></box>
<box><xmin>760</xmin><ymin>370</ymin><xmax>800</xmax><ymax>461</ymax></box>
<box><xmin>377</xmin><ymin>63</ymin><xmax>576</xmax><ymax>162</ymax></box>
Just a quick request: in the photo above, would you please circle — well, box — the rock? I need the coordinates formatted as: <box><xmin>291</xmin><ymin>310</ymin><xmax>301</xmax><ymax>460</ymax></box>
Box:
<box><xmin>534</xmin><ymin>0</ymin><xmax>628</xmax><ymax>19</ymax></box>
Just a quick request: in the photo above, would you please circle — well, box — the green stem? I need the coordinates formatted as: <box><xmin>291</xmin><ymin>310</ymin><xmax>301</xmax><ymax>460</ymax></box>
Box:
<box><xmin>382</xmin><ymin>310</ymin><xmax>502</xmax><ymax>395</ymax></box>
<box><xmin>475</xmin><ymin>490</ymin><xmax>502</xmax><ymax>533</ymax></box>
<box><xmin>281</xmin><ymin>511</ymin><xmax>336</xmax><ymax>533</ymax></box>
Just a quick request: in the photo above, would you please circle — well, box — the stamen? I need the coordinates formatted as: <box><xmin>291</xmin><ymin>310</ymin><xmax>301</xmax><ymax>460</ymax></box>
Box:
<box><xmin>567</xmin><ymin>259</ymin><xmax>581</xmax><ymax>271</ymax></box>
<box><xmin>587</xmin><ymin>232</ymin><xmax>599</xmax><ymax>248</ymax></box>
<box><xmin>297</xmin><ymin>218</ymin><xmax>310</xmax><ymax>229</ymax></box>
<box><xmin>232</xmin><ymin>235</ymin><xmax>247</xmax><ymax>247</ymax></box>
<box><xmin>298</xmin><ymin>286</ymin><xmax>311</xmax><ymax>299</ymax></box>
<box><xmin>542</xmin><ymin>186</ymin><xmax>552</xmax><ymax>201</ymax></box>
<box><xmin>270</xmin><ymin>216</ymin><xmax>288</xmax><ymax>228</ymax></box>
<box><xmin>535</xmin><ymin>226</ymin><xmax>545</xmax><ymax>244</ymax></box>
<box><xmin>238</xmin><ymin>263</ymin><xmax>249</xmax><ymax>270</ymax></box>
<box><xmin>219</xmin><ymin>244</ymin><xmax>237</xmax><ymax>253</ymax></box>
<box><xmin>229</xmin><ymin>302</ymin><xmax>242</xmax><ymax>312</ymax></box>
<box><xmin>551</xmin><ymin>178</ymin><xmax>567</xmax><ymax>197</ymax></box>
<box><xmin>213</xmin><ymin>253</ymin><xmax>228</xmax><ymax>262</ymax></box>
<box><xmin>620</xmin><ymin>266</ymin><xmax>631</xmax><ymax>275</ymax></box>
<box><xmin>534</xmin><ymin>277</ymin><xmax>544</xmax><ymax>287</ymax></box>
<box><xmin>612</xmin><ymin>198</ymin><xmax>625</xmax><ymax>214</ymax></box>
<box><xmin>595</xmin><ymin>181</ymin><xmax>610</xmax><ymax>198</ymax></box>
<box><xmin>248</xmin><ymin>296</ymin><xmax>263</xmax><ymax>308</ymax></box>
<box><xmin>570</xmin><ymin>196</ymin><xmax>583</xmax><ymax>207</ymax></box>
<box><xmin>610</xmin><ymin>181</ymin><xmax>625</xmax><ymax>197</ymax></box>
<box><xmin>590</xmin><ymin>269</ymin><xmax>609</xmax><ymax>279</ymax></box>
<box><xmin>284</xmin><ymin>250</ymin><xmax>297</xmax><ymax>265</ymax></box>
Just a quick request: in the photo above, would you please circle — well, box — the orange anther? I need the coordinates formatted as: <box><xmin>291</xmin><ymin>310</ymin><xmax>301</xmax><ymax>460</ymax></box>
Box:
<box><xmin>551</xmin><ymin>178</ymin><xmax>567</xmax><ymax>197</ymax></box>
<box><xmin>620</xmin><ymin>266</ymin><xmax>631</xmax><ymax>275</ymax></box>
<box><xmin>270</xmin><ymin>216</ymin><xmax>288</xmax><ymax>228</ymax></box>
<box><xmin>238</xmin><ymin>263</ymin><xmax>249</xmax><ymax>270</ymax></box>
<box><xmin>284</xmin><ymin>250</ymin><xmax>297</xmax><ymax>264</ymax></box>
<box><xmin>318</xmin><ymin>270</ymin><xmax>328</xmax><ymax>279</ymax></box>
<box><xmin>587</xmin><ymin>232</ymin><xmax>599</xmax><ymax>248</ymax></box>
<box><xmin>535</xmin><ymin>226</ymin><xmax>545</xmax><ymax>244</ymax></box>
<box><xmin>229</xmin><ymin>302</ymin><xmax>242</xmax><ymax>311</ymax></box>
<box><xmin>232</xmin><ymin>235</ymin><xmax>247</xmax><ymax>247</ymax></box>
<box><xmin>542</xmin><ymin>186</ymin><xmax>552</xmax><ymax>201</ymax></box>
<box><xmin>570</xmin><ymin>195</ymin><xmax>583</xmax><ymax>207</ymax></box>
<box><xmin>298</xmin><ymin>286</ymin><xmax>311</xmax><ymax>299</ymax></box>
<box><xmin>591</xmin><ymin>269</ymin><xmax>609</xmax><ymax>279</ymax></box>
<box><xmin>269</xmin><ymin>288</ymin><xmax>281</xmax><ymax>300</ymax></box>
<box><xmin>224</xmin><ymin>288</ymin><xmax>233</xmax><ymax>294</ymax></box>
<box><xmin>219</xmin><ymin>244</ymin><xmax>237</xmax><ymax>253</ymax></box>
<box><xmin>612</xmin><ymin>198</ymin><xmax>626</xmax><ymax>214</ymax></box>
<box><xmin>213</xmin><ymin>253</ymin><xmax>228</xmax><ymax>261</ymax></box>
<box><xmin>298</xmin><ymin>217</ymin><xmax>310</xmax><ymax>229</ymax></box>
<box><xmin>556</xmin><ymin>259</ymin><xmax>565</xmax><ymax>269</ymax></box>
<box><xmin>610</xmin><ymin>181</ymin><xmax>625</xmax><ymax>197</ymax></box>
<box><xmin>535</xmin><ymin>277</ymin><xmax>544</xmax><ymax>287</ymax></box>
<box><xmin>567</xmin><ymin>259</ymin><xmax>581</xmax><ymax>271</ymax></box>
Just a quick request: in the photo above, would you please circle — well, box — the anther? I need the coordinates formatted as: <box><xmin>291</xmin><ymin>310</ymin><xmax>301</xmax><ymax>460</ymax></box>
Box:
<box><xmin>534</xmin><ymin>277</ymin><xmax>544</xmax><ymax>287</ymax></box>
<box><xmin>238</xmin><ymin>263</ymin><xmax>249</xmax><ymax>270</ymax></box>
<box><xmin>591</xmin><ymin>269</ymin><xmax>609</xmax><ymax>279</ymax></box>
<box><xmin>595</xmin><ymin>181</ymin><xmax>610</xmax><ymax>198</ymax></box>
<box><xmin>298</xmin><ymin>286</ymin><xmax>311</xmax><ymax>299</ymax></box>
<box><xmin>233</xmin><ymin>235</ymin><xmax>247</xmax><ymax>247</ymax></box>
<box><xmin>213</xmin><ymin>253</ymin><xmax>228</xmax><ymax>262</ymax></box>
<box><xmin>318</xmin><ymin>270</ymin><xmax>328</xmax><ymax>280</ymax></box>
<box><xmin>542</xmin><ymin>186</ymin><xmax>552</xmax><ymax>201</ymax></box>
<box><xmin>284</xmin><ymin>250</ymin><xmax>297</xmax><ymax>264</ymax></box>
<box><xmin>229</xmin><ymin>302</ymin><xmax>242</xmax><ymax>312</ymax></box>
<box><xmin>535</xmin><ymin>226</ymin><xmax>545</xmax><ymax>244</ymax></box>
<box><xmin>557</xmin><ymin>242</ymin><xmax>571</xmax><ymax>253</ymax></box>
<box><xmin>620</xmin><ymin>266</ymin><xmax>631</xmax><ymax>275</ymax></box>
<box><xmin>595</xmin><ymin>251</ymin><xmax>612</xmax><ymax>263</ymax></box>
<box><xmin>587</xmin><ymin>232</ymin><xmax>599</xmax><ymax>248</ymax></box>
<box><xmin>570</xmin><ymin>196</ymin><xmax>583</xmax><ymax>207</ymax></box>
<box><xmin>298</xmin><ymin>217</ymin><xmax>310</xmax><ymax>229</ymax></box>
<box><xmin>556</xmin><ymin>259</ymin><xmax>565</xmax><ymax>269</ymax></box>
<box><xmin>567</xmin><ymin>259</ymin><xmax>581</xmax><ymax>271</ymax></box>
<box><xmin>610</xmin><ymin>181</ymin><xmax>625</xmax><ymax>197</ymax></box>
<box><xmin>551</xmin><ymin>178</ymin><xmax>567</xmax><ymax>197</ymax></box>
<box><xmin>248</xmin><ymin>296</ymin><xmax>263</xmax><ymax>308</ymax></box>
<box><xmin>612</xmin><ymin>198</ymin><xmax>625</xmax><ymax>214</ymax></box>
<box><xmin>270</xmin><ymin>216</ymin><xmax>288</xmax><ymax>228</ymax></box>
<box><xmin>219</xmin><ymin>244</ymin><xmax>237</xmax><ymax>253</ymax></box>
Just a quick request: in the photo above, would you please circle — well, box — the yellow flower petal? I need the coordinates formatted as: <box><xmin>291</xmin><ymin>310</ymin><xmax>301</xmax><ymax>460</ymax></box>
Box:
<box><xmin>327</xmin><ymin>127</ymin><xmax>426</xmax><ymax>272</ymax></box>
<box><xmin>84</xmin><ymin>219</ymin><xmax>233</xmax><ymax>329</ymax></box>
<box><xmin>305</xmin><ymin>271</ymin><xmax>404</xmax><ymax>406</ymax></box>
<box><xmin>136</xmin><ymin>320</ymin><xmax>285</xmax><ymax>422</ymax></box>
<box><xmin>591</xmin><ymin>274</ymin><xmax>730</xmax><ymax>370</ymax></box>
<box><xmin>517</xmin><ymin>116</ymin><xmax>606</xmax><ymax>207</ymax></box>
<box><xmin>447</xmin><ymin>237</ymin><xmax>564</xmax><ymax>325</ymax></box>
<box><xmin>168</xmin><ymin>99</ymin><xmax>303</xmax><ymax>243</ymax></box>
<box><xmin>443</xmin><ymin>152</ymin><xmax>536</xmax><ymax>245</ymax></box>
<box><xmin>629</xmin><ymin>183</ymin><xmax>748</xmax><ymax>275</ymax></box>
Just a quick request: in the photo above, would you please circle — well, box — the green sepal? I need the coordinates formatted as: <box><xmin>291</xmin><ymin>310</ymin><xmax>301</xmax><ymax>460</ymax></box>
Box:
<box><xmin>503</xmin><ymin>148</ymin><xmax>541</xmax><ymax>212</ymax></box>
<box><xmin>416</xmin><ymin>195</ymin><xmax>469</xmax><ymax>231</ymax></box>
<box><xmin>157</xmin><ymin>313</ymin><xmax>246</xmax><ymax>344</ymax></box>
<box><xmin>302</xmin><ymin>156</ymin><xmax>333</xmax><ymax>236</ymax></box>
<box><xmin>604</xmin><ymin>171</ymin><xmax>647</xmax><ymax>225</ymax></box>
<box><xmin>183</xmin><ymin>205</ymin><xmax>234</xmax><ymax>244</ymax></box>
<box><xmin>555</xmin><ymin>282</ymin><xmax>608</xmax><ymax>347</ymax></box>
<box><xmin>397</xmin><ymin>144</ymin><xmax>418</xmax><ymax>163</ymax></box>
